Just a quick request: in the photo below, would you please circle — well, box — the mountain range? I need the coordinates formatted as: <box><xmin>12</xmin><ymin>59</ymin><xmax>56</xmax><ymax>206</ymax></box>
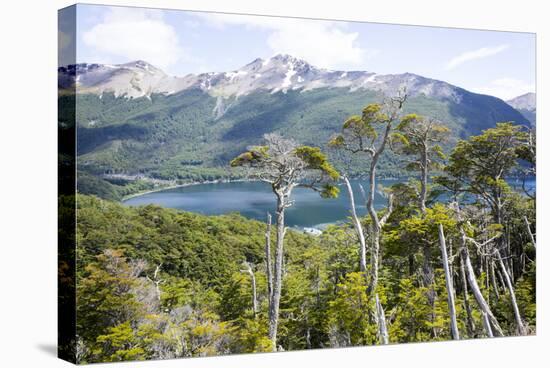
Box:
<box><xmin>58</xmin><ymin>54</ymin><xmax>534</xmax><ymax>199</ymax></box>
<box><xmin>507</xmin><ymin>92</ymin><xmax>536</xmax><ymax>124</ymax></box>
<box><xmin>60</xmin><ymin>54</ymin><xmax>471</xmax><ymax>102</ymax></box>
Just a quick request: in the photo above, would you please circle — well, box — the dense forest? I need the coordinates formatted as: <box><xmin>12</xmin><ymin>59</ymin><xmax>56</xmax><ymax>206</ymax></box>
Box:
<box><xmin>70</xmin><ymin>96</ymin><xmax>536</xmax><ymax>363</ymax></box>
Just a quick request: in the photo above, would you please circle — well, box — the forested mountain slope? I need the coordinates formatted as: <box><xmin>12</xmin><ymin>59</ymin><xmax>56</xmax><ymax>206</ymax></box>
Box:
<box><xmin>58</xmin><ymin>55</ymin><xmax>530</xmax><ymax>198</ymax></box>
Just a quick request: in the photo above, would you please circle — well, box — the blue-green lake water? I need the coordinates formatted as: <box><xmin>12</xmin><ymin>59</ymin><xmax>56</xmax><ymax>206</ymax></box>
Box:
<box><xmin>123</xmin><ymin>178</ymin><xmax>535</xmax><ymax>228</ymax></box>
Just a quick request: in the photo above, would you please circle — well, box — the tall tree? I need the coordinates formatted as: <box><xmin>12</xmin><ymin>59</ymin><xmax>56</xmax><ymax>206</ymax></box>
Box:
<box><xmin>329</xmin><ymin>94</ymin><xmax>406</xmax><ymax>293</ymax></box>
<box><xmin>392</xmin><ymin>114</ymin><xmax>450</xmax><ymax>213</ymax></box>
<box><xmin>231</xmin><ymin>133</ymin><xmax>339</xmax><ymax>350</ymax></box>
<box><xmin>437</xmin><ymin>122</ymin><xmax>525</xmax><ymax>226</ymax></box>
<box><xmin>438</xmin><ymin>224</ymin><xmax>460</xmax><ymax>340</ymax></box>
<box><xmin>391</xmin><ymin>114</ymin><xmax>450</xmax><ymax>322</ymax></box>
<box><xmin>436</xmin><ymin>123</ymin><xmax>528</xmax><ymax>335</ymax></box>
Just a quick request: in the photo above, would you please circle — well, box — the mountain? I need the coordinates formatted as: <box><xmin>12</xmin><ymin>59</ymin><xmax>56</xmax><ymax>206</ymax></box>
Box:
<box><xmin>58</xmin><ymin>60</ymin><xmax>196</xmax><ymax>99</ymax></box>
<box><xmin>60</xmin><ymin>54</ymin><xmax>463</xmax><ymax>102</ymax></box>
<box><xmin>507</xmin><ymin>92</ymin><xmax>536</xmax><ymax>125</ymax></box>
<box><xmin>58</xmin><ymin>55</ymin><xmax>531</xmax><ymax>198</ymax></box>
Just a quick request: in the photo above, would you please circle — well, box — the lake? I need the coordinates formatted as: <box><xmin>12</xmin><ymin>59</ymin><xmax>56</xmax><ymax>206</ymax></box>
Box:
<box><xmin>123</xmin><ymin>178</ymin><xmax>535</xmax><ymax>228</ymax></box>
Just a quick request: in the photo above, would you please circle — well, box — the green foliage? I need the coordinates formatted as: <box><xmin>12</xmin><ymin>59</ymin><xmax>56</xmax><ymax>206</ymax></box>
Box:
<box><xmin>76</xmin><ymin>195</ymin><xmax>291</xmax><ymax>287</ymax></box>
<box><xmin>294</xmin><ymin>146</ymin><xmax>340</xmax><ymax>180</ymax></box>
<box><xmin>95</xmin><ymin>322</ymin><xmax>146</xmax><ymax>362</ymax></box>
<box><xmin>515</xmin><ymin>263</ymin><xmax>536</xmax><ymax>329</ymax></box>
<box><xmin>327</xmin><ymin>272</ymin><xmax>378</xmax><ymax>346</ymax></box>
<box><xmin>385</xmin><ymin>204</ymin><xmax>456</xmax><ymax>273</ymax></box>
<box><xmin>437</xmin><ymin>123</ymin><xmax>525</xmax><ymax>204</ymax></box>
<box><xmin>230</xmin><ymin>146</ymin><xmax>269</xmax><ymax>167</ymax></box>
<box><xmin>390</xmin><ymin>273</ymin><xmax>457</xmax><ymax>343</ymax></box>
<box><xmin>77</xmin><ymin>171</ymin><xmax>156</xmax><ymax>201</ymax></box>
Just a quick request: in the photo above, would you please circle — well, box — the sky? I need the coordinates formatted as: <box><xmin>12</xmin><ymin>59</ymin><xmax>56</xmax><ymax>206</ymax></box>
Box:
<box><xmin>63</xmin><ymin>4</ymin><xmax>535</xmax><ymax>100</ymax></box>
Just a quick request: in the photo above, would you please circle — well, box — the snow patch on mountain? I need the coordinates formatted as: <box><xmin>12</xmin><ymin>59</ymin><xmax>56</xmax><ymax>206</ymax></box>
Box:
<box><xmin>59</xmin><ymin>54</ymin><xmax>466</xmax><ymax>103</ymax></box>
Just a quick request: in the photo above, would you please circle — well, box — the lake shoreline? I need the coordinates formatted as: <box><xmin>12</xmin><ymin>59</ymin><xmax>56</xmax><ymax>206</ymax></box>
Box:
<box><xmin>119</xmin><ymin>176</ymin><xmax>410</xmax><ymax>202</ymax></box>
<box><xmin>121</xmin><ymin>175</ymin><xmax>535</xmax><ymax>230</ymax></box>
<box><xmin>120</xmin><ymin>178</ymin><xmax>255</xmax><ymax>202</ymax></box>
<box><xmin>121</xmin><ymin>174</ymin><xmax>535</xmax><ymax>202</ymax></box>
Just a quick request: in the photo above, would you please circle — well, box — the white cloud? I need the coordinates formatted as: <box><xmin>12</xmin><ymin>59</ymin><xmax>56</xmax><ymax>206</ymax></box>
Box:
<box><xmin>473</xmin><ymin>78</ymin><xmax>535</xmax><ymax>100</ymax></box>
<box><xmin>445</xmin><ymin>44</ymin><xmax>509</xmax><ymax>70</ymax></box>
<box><xmin>82</xmin><ymin>8</ymin><xmax>184</xmax><ymax>69</ymax></box>
<box><xmin>197</xmin><ymin>13</ymin><xmax>374</xmax><ymax>69</ymax></box>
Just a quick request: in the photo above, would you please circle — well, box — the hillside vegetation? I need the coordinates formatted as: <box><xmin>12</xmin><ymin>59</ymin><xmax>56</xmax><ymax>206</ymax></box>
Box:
<box><xmin>70</xmin><ymin>118</ymin><xmax>536</xmax><ymax>362</ymax></box>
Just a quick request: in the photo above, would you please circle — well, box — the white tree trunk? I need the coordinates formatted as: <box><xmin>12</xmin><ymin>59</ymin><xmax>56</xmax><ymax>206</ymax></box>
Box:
<box><xmin>241</xmin><ymin>262</ymin><xmax>258</xmax><ymax>317</ymax></box>
<box><xmin>461</xmin><ymin>234</ymin><xmax>504</xmax><ymax>337</ymax></box>
<box><xmin>496</xmin><ymin>251</ymin><xmax>526</xmax><ymax>335</ymax></box>
<box><xmin>268</xmin><ymin>197</ymin><xmax>286</xmax><ymax>351</ymax></box>
<box><xmin>459</xmin><ymin>255</ymin><xmax>476</xmax><ymax>336</ymax></box>
<box><xmin>481</xmin><ymin>312</ymin><xmax>493</xmax><ymax>338</ymax></box>
<box><xmin>343</xmin><ymin>176</ymin><xmax>367</xmax><ymax>272</ymax></box>
<box><xmin>524</xmin><ymin>215</ymin><xmax>536</xmax><ymax>249</ymax></box>
<box><xmin>367</xmin><ymin>159</ymin><xmax>381</xmax><ymax>293</ymax></box>
<box><xmin>265</xmin><ymin>213</ymin><xmax>273</xmax><ymax>303</ymax></box>
<box><xmin>438</xmin><ymin>224</ymin><xmax>460</xmax><ymax>340</ymax></box>
<box><xmin>375</xmin><ymin>294</ymin><xmax>389</xmax><ymax>344</ymax></box>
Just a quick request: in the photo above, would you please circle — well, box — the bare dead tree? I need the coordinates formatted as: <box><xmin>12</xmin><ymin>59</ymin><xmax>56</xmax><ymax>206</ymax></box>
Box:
<box><xmin>438</xmin><ymin>224</ymin><xmax>460</xmax><ymax>340</ymax></box>
<box><xmin>451</xmin><ymin>203</ymin><xmax>504</xmax><ymax>337</ymax></box>
<box><xmin>342</xmin><ymin>175</ymin><xmax>368</xmax><ymax>272</ymax></box>
<box><xmin>524</xmin><ymin>216</ymin><xmax>536</xmax><ymax>249</ymax></box>
<box><xmin>265</xmin><ymin>213</ymin><xmax>273</xmax><ymax>303</ymax></box>
<box><xmin>496</xmin><ymin>252</ymin><xmax>526</xmax><ymax>335</ymax></box>
<box><xmin>146</xmin><ymin>263</ymin><xmax>164</xmax><ymax>302</ymax></box>
<box><xmin>459</xmin><ymin>255</ymin><xmax>476</xmax><ymax>336</ymax></box>
<box><xmin>461</xmin><ymin>237</ymin><xmax>503</xmax><ymax>337</ymax></box>
<box><xmin>463</xmin><ymin>226</ymin><xmax>527</xmax><ymax>336</ymax></box>
<box><xmin>481</xmin><ymin>312</ymin><xmax>494</xmax><ymax>338</ymax></box>
<box><xmin>375</xmin><ymin>294</ymin><xmax>389</xmax><ymax>344</ymax></box>
<box><xmin>241</xmin><ymin>261</ymin><xmax>258</xmax><ymax>317</ymax></box>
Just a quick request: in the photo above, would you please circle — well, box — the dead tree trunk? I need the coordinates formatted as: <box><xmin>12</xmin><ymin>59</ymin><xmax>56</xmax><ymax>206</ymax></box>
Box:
<box><xmin>367</xmin><ymin>159</ymin><xmax>381</xmax><ymax>293</ymax></box>
<box><xmin>490</xmin><ymin>260</ymin><xmax>500</xmax><ymax>301</ymax></box>
<box><xmin>481</xmin><ymin>312</ymin><xmax>494</xmax><ymax>338</ymax></box>
<box><xmin>268</xmin><ymin>194</ymin><xmax>287</xmax><ymax>351</ymax></box>
<box><xmin>524</xmin><ymin>215</ymin><xmax>536</xmax><ymax>249</ymax></box>
<box><xmin>241</xmin><ymin>262</ymin><xmax>258</xmax><ymax>317</ymax></box>
<box><xmin>419</xmin><ymin>145</ymin><xmax>428</xmax><ymax>214</ymax></box>
<box><xmin>460</xmin><ymin>233</ymin><xmax>504</xmax><ymax>337</ymax></box>
<box><xmin>375</xmin><ymin>294</ymin><xmax>389</xmax><ymax>344</ymax></box>
<box><xmin>146</xmin><ymin>264</ymin><xmax>164</xmax><ymax>302</ymax></box>
<box><xmin>496</xmin><ymin>251</ymin><xmax>526</xmax><ymax>335</ymax></box>
<box><xmin>265</xmin><ymin>213</ymin><xmax>273</xmax><ymax>303</ymax></box>
<box><xmin>438</xmin><ymin>224</ymin><xmax>460</xmax><ymax>340</ymax></box>
<box><xmin>343</xmin><ymin>176</ymin><xmax>367</xmax><ymax>272</ymax></box>
<box><xmin>460</xmin><ymin>255</ymin><xmax>476</xmax><ymax>336</ymax></box>
<box><xmin>365</xmin><ymin>164</ymin><xmax>393</xmax><ymax>293</ymax></box>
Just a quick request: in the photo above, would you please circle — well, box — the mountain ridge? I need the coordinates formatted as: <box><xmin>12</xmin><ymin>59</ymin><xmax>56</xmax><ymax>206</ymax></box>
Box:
<box><xmin>507</xmin><ymin>92</ymin><xmax>536</xmax><ymax>124</ymax></box>
<box><xmin>60</xmin><ymin>54</ymin><xmax>483</xmax><ymax>104</ymax></box>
